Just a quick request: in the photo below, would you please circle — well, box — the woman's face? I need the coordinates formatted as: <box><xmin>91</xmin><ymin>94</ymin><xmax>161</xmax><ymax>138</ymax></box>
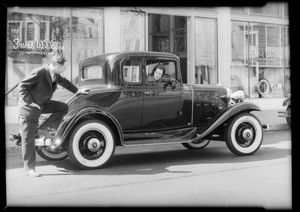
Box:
<box><xmin>154</xmin><ymin>68</ymin><xmax>164</xmax><ymax>80</ymax></box>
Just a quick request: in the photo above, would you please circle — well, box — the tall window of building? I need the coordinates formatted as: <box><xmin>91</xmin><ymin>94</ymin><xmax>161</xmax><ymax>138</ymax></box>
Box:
<box><xmin>250</xmin><ymin>2</ymin><xmax>280</xmax><ymax>16</ymax></box>
<box><xmin>283</xmin><ymin>26</ymin><xmax>290</xmax><ymax>96</ymax></box>
<box><xmin>283</xmin><ymin>3</ymin><xmax>289</xmax><ymax>18</ymax></box>
<box><xmin>231</xmin><ymin>7</ymin><xmax>245</xmax><ymax>13</ymax></box>
<box><xmin>231</xmin><ymin>21</ymin><xmax>288</xmax><ymax>98</ymax></box>
<box><xmin>121</xmin><ymin>10</ymin><xmax>145</xmax><ymax>52</ymax></box>
<box><xmin>70</xmin><ymin>8</ymin><xmax>104</xmax><ymax>83</ymax></box>
<box><xmin>231</xmin><ymin>22</ymin><xmax>249</xmax><ymax>94</ymax></box>
<box><xmin>194</xmin><ymin>18</ymin><xmax>217</xmax><ymax>85</ymax></box>
<box><xmin>6</xmin><ymin>7</ymin><xmax>104</xmax><ymax>105</ymax></box>
<box><xmin>148</xmin><ymin>14</ymin><xmax>187</xmax><ymax>82</ymax></box>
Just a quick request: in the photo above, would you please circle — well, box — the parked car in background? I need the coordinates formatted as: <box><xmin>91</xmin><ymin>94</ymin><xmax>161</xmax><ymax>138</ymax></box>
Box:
<box><xmin>278</xmin><ymin>97</ymin><xmax>291</xmax><ymax>129</ymax></box>
<box><xmin>11</xmin><ymin>52</ymin><xmax>264</xmax><ymax>169</ymax></box>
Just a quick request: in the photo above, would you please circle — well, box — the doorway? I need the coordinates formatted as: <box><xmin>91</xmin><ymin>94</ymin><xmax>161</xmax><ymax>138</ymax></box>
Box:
<box><xmin>148</xmin><ymin>14</ymin><xmax>188</xmax><ymax>83</ymax></box>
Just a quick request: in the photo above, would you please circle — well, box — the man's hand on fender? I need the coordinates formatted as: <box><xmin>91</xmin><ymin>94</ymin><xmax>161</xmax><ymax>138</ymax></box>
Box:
<box><xmin>76</xmin><ymin>88</ymin><xmax>90</xmax><ymax>95</ymax></box>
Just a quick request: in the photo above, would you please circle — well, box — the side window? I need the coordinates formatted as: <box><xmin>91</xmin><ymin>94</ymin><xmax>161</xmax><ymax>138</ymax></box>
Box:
<box><xmin>145</xmin><ymin>60</ymin><xmax>177</xmax><ymax>83</ymax></box>
<box><xmin>122</xmin><ymin>59</ymin><xmax>142</xmax><ymax>84</ymax></box>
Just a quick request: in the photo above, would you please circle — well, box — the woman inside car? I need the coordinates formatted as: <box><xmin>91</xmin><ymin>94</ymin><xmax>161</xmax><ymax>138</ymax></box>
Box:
<box><xmin>146</xmin><ymin>63</ymin><xmax>177</xmax><ymax>89</ymax></box>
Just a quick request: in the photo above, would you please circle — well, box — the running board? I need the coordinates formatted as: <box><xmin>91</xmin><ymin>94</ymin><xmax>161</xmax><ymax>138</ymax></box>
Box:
<box><xmin>123</xmin><ymin>134</ymin><xmax>202</xmax><ymax>147</ymax></box>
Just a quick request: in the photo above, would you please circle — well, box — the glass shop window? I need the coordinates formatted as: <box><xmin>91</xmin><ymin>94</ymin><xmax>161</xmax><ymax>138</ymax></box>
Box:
<box><xmin>194</xmin><ymin>18</ymin><xmax>218</xmax><ymax>85</ymax></box>
<box><xmin>121</xmin><ymin>10</ymin><xmax>145</xmax><ymax>52</ymax></box>
<box><xmin>6</xmin><ymin>7</ymin><xmax>104</xmax><ymax>106</ymax></box>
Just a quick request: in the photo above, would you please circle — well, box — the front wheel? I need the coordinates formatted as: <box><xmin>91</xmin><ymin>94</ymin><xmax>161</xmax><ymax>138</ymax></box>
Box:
<box><xmin>67</xmin><ymin>119</ymin><xmax>116</xmax><ymax>169</ymax></box>
<box><xmin>225</xmin><ymin>113</ymin><xmax>263</xmax><ymax>156</ymax></box>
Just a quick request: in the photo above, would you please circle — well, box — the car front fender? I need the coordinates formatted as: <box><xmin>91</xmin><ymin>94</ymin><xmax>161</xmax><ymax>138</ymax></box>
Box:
<box><xmin>51</xmin><ymin>106</ymin><xmax>124</xmax><ymax>150</ymax></box>
<box><xmin>193</xmin><ymin>102</ymin><xmax>261</xmax><ymax>141</ymax></box>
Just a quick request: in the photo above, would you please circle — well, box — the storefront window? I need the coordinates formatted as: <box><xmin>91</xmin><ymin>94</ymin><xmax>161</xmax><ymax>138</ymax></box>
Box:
<box><xmin>231</xmin><ymin>7</ymin><xmax>245</xmax><ymax>13</ymax></box>
<box><xmin>284</xmin><ymin>3</ymin><xmax>289</xmax><ymax>18</ymax></box>
<box><xmin>148</xmin><ymin>14</ymin><xmax>188</xmax><ymax>83</ymax></box>
<box><xmin>194</xmin><ymin>18</ymin><xmax>217</xmax><ymax>84</ymax></box>
<box><xmin>231</xmin><ymin>21</ymin><xmax>289</xmax><ymax>98</ymax></box>
<box><xmin>6</xmin><ymin>7</ymin><xmax>104</xmax><ymax>105</ymax></box>
<box><xmin>250</xmin><ymin>3</ymin><xmax>280</xmax><ymax>17</ymax></box>
<box><xmin>70</xmin><ymin>8</ymin><xmax>104</xmax><ymax>84</ymax></box>
<box><xmin>283</xmin><ymin>26</ymin><xmax>290</xmax><ymax>97</ymax></box>
<box><xmin>231</xmin><ymin>22</ymin><xmax>249</xmax><ymax>94</ymax></box>
<box><xmin>121</xmin><ymin>11</ymin><xmax>145</xmax><ymax>52</ymax></box>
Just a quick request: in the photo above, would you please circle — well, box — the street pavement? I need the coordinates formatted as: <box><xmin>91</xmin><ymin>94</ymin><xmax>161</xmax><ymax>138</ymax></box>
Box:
<box><xmin>5</xmin><ymin>130</ymin><xmax>292</xmax><ymax>208</ymax></box>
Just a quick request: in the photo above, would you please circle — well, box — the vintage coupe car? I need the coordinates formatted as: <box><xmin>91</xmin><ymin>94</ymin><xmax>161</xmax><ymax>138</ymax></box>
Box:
<box><xmin>32</xmin><ymin>51</ymin><xmax>264</xmax><ymax>169</ymax></box>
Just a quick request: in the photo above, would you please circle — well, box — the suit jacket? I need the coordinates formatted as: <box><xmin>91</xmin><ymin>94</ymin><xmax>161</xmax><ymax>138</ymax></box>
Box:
<box><xmin>18</xmin><ymin>65</ymin><xmax>78</xmax><ymax>107</ymax></box>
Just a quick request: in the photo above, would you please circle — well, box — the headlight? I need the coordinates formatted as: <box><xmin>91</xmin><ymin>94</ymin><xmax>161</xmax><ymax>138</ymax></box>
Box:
<box><xmin>229</xmin><ymin>90</ymin><xmax>245</xmax><ymax>106</ymax></box>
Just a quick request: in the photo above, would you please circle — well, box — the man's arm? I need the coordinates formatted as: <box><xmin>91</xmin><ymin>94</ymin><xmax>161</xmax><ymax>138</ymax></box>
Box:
<box><xmin>57</xmin><ymin>75</ymin><xmax>79</xmax><ymax>94</ymax></box>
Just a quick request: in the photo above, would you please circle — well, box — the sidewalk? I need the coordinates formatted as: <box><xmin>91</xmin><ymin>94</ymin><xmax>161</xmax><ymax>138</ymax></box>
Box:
<box><xmin>245</xmin><ymin>97</ymin><xmax>290</xmax><ymax>131</ymax></box>
<box><xmin>5</xmin><ymin>97</ymin><xmax>290</xmax><ymax>151</ymax></box>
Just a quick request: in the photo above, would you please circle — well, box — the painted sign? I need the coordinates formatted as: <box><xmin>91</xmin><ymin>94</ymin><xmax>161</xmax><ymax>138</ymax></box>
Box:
<box><xmin>13</xmin><ymin>39</ymin><xmax>64</xmax><ymax>55</ymax></box>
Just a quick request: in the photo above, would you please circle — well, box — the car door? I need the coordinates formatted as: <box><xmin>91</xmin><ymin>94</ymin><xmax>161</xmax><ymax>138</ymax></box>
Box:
<box><xmin>141</xmin><ymin>58</ymin><xmax>185</xmax><ymax>131</ymax></box>
<box><xmin>109</xmin><ymin>57</ymin><xmax>143</xmax><ymax>131</ymax></box>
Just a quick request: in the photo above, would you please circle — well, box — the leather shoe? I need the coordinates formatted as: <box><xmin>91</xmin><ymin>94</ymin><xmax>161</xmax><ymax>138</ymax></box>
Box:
<box><xmin>26</xmin><ymin>170</ymin><xmax>41</xmax><ymax>177</ymax></box>
<box><xmin>37</xmin><ymin>129</ymin><xmax>54</xmax><ymax>139</ymax></box>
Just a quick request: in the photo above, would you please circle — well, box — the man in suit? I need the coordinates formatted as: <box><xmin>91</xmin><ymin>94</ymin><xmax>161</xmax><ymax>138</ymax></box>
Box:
<box><xmin>17</xmin><ymin>51</ymin><xmax>88</xmax><ymax>177</ymax></box>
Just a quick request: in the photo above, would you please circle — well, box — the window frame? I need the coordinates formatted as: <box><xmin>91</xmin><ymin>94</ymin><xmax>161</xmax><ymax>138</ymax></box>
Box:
<box><xmin>121</xmin><ymin>57</ymin><xmax>143</xmax><ymax>85</ymax></box>
<box><xmin>144</xmin><ymin>59</ymin><xmax>178</xmax><ymax>85</ymax></box>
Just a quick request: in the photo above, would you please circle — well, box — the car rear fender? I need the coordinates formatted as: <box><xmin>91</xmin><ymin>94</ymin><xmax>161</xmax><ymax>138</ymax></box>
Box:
<box><xmin>194</xmin><ymin>102</ymin><xmax>261</xmax><ymax>140</ymax></box>
<box><xmin>283</xmin><ymin>98</ymin><xmax>291</xmax><ymax>107</ymax></box>
<box><xmin>54</xmin><ymin>106</ymin><xmax>124</xmax><ymax>149</ymax></box>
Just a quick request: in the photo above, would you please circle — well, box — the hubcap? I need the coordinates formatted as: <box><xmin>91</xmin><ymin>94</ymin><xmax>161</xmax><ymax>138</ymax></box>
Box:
<box><xmin>235</xmin><ymin>122</ymin><xmax>256</xmax><ymax>147</ymax></box>
<box><xmin>242</xmin><ymin>129</ymin><xmax>253</xmax><ymax>141</ymax></box>
<box><xmin>79</xmin><ymin>131</ymin><xmax>106</xmax><ymax>160</ymax></box>
<box><xmin>87</xmin><ymin>138</ymin><xmax>101</xmax><ymax>152</ymax></box>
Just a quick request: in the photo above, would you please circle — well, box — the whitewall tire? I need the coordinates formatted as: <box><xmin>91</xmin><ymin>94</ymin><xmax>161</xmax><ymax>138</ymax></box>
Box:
<box><xmin>67</xmin><ymin>119</ymin><xmax>116</xmax><ymax>169</ymax></box>
<box><xmin>182</xmin><ymin>139</ymin><xmax>210</xmax><ymax>150</ymax></box>
<box><xmin>36</xmin><ymin>148</ymin><xmax>68</xmax><ymax>161</ymax></box>
<box><xmin>225</xmin><ymin>113</ymin><xmax>263</xmax><ymax>156</ymax></box>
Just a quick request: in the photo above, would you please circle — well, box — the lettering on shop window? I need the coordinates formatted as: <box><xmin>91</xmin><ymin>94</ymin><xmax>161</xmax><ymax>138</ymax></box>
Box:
<box><xmin>13</xmin><ymin>39</ymin><xmax>64</xmax><ymax>54</ymax></box>
<box><xmin>251</xmin><ymin>49</ymin><xmax>280</xmax><ymax>62</ymax></box>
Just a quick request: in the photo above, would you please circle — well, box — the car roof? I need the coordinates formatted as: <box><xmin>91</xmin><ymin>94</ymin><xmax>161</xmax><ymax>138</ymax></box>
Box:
<box><xmin>79</xmin><ymin>51</ymin><xmax>179</xmax><ymax>67</ymax></box>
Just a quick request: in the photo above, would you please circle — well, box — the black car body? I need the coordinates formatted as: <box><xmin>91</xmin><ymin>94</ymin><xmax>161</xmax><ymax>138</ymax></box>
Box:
<box><xmin>34</xmin><ymin>52</ymin><xmax>264</xmax><ymax>169</ymax></box>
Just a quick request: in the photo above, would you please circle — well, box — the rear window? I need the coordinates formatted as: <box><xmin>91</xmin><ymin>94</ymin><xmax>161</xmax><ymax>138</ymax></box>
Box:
<box><xmin>81</xmin><ymin>62</ymin><xmax>109</xmax><ymax>85</ymax></box>
<box><xmin>82</xmin><ymin>65</ymin><xmax>103</xmax><ymax>80</ymax></box>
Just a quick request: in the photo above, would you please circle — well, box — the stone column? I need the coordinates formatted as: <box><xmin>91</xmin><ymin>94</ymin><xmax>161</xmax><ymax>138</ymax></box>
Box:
<box><xmin>217</xmin><ymin>7</ymin><xmax>231</xmax><ymax>87</ymax></box>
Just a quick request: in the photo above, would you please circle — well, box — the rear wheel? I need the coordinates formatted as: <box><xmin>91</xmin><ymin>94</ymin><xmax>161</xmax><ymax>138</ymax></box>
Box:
<box><xmin>182</xmin><ymin>138</ymin><xmax>210</xmax><ymax>150</ymax></box>
<box><xmin>225</xmin><ymin>113</ymin><xmax>263</xmax><ymax>156</ymax></box>
<box><xmin>67</xmin><ymin>119</ymin><xmax>116</xmax><ymax>169</ymax></box>
<box><xmin>36</xmin><ymin>148</ymin><xmax>68</xmax><ymax>161</ymax></box>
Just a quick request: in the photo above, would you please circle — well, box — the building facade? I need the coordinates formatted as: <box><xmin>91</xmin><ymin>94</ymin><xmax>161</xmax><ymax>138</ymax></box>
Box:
<box><xmin>5</xmin><ymin>4</ymin><xmax>290</xmax><ymax>123</ymax></box>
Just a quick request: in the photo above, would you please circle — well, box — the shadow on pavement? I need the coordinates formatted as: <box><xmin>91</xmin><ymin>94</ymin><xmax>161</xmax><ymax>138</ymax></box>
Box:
<box><xmin>6</xmin><ymin>140</ymin><xmax>290</xmax><ymax>177</ymax></box>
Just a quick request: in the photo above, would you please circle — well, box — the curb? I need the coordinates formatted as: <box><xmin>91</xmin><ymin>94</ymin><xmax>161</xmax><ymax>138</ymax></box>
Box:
<box><xmin>262</xmin><ymin>123</ymin><xmax>290</xmax><ymax>131</ymax></box>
